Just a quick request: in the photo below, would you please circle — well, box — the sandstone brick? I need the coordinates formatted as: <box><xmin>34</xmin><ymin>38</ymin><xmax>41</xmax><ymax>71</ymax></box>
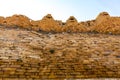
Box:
<box><xmin>3</xmin><ymin>68</ymin><xmax>16</xmax><ymax>71</ymax></box>
<box><xmin>83</xmin><ymin>60</ymin><xmax>90</xmax><ymax>65</ymax></box>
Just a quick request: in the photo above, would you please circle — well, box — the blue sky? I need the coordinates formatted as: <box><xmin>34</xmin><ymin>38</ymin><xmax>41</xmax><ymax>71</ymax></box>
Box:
<box><xmin>0</xmin><ymin>0</ymin><xmax>120</xmax><ymax>22</ymax></box>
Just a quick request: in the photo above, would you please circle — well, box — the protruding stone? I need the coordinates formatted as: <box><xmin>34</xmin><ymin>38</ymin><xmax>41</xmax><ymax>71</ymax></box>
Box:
<box><xmin>4</xmin><ymin>14</ymin><xmax>31</xmax><ymax>29</ymax></box>
<box><xmin>94</xmin><ymin>12</ymin><xmax>120</xmax><ymax>34</ymax></box>
<box><xmin>83</xmin><ymin>60</ymin><xmax>90</xmax><ymax>65</ymax></box>
<box><xmin>63</xmin><ymin>16</ymin><xmax>79</xmax><ymax>32</ymax></box>
<box><xmin>98</xmin><ymin>12</ymin><xmax>110</xmax><ymax>16</ymax></box>
<box><xmin>42</xmin><ymin>14</ymin><xmax>54</xmax><ymax>20</ymax></box>
<box><xmin>96</xmin><ymin>12</ymin><xmax>110</xmax><ymax>24</ymax></box>
<box><xmin>66</xmin><ymin>16</ymin><xmax>78</xmax><ymax>23</ymax></box>
<box><xmin>38</xmin><ymin>14</ymin><xmax>62</xmax><ymax>32</ymax></box>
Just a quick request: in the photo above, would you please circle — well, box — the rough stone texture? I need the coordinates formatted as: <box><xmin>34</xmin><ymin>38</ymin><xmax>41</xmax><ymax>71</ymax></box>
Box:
<box><xmin>63</xmin><ymin>16</ymin><xmax>88</xmax><ymax>32</ymax></box>
<box><xmin>63</xmin><ymin>16</ymin><xmax>78</xmax><ymax>32</ymax></box>
<box><xmin>3</xmin><ymin>14</ymin><xmax>31</xmax><ymax>29</ymax></box>
<box><xmin>37</xmin><ymin>14</ymin><xmax>62</xmax><ymax>32</ymax></box>
<box><xmin>0</xmin><ymin>26</ymin><xmax>120</xmax><ymax>79</ymax></box>
<box><xmin>93</xmin><ymin>17</ymin><xmax>120</xmax><ymax>34</ymax></box>
<box><xmin>30</xmin><ymin>20</ymin><xmax>40</xmax><ymax>31</ymax></box>
<box><xmin>0</xmin><ymin>16</ymin><xmax>5</xmax><ymax>25</ymax></box>
<box><xmin>95</xmin><ymin>12</ymin><xmax>110</xmax><ymax>24</ymax></box>
<box><xmin>0</xmin><ymin>12</ymin><xmax>120</xmax><ymax>79</ymax></box>
<box><xmin>0</xmin><ymin>12</ymin><xmax>120</xmax><ymax>34</ymax></box>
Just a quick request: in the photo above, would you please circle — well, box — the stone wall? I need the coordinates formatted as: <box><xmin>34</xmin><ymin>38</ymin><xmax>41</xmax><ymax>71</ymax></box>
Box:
<box><xmin>0</xmin><ymin>12</ymin><xmax>120</xmax><ymax>34</ymax></box>
<box><xmin>0</xmin><ymin>56</ymin><xmax>120</xmax><ymax>79</ymax></box>
<box><xmin>0</xmin><ymin>27</ymin><xmax>120</xmax><ymax>79</ymax></box>
<box><xmin>3</xmin><ymin>15</ymin><xmax>31</xmax><ymax>29</ymax></box>
<box><xmin>93</xmin><ymin>17</ymin><xmax>120</xmax><ymax>34</ymax></box>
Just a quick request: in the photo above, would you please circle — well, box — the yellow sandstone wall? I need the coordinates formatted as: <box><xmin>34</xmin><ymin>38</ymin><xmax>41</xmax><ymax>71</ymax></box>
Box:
<box><xmin>62</xmin><ymin>16</ymin><xmax>91</xmax><ymax>32</ymax></box>
<box><xmin>0</xmin><ymin>16</ymin><xmax>5</xmax><ymax>25</ymax></box>
<box><xmin>1</xmin><ymin>14</ymin><xmax>31</xmax><ymax>29</ymax></box>
<box><xmin>0</xmin><ymin>57</ymin><xmax>120</xmax><ymax>79</ymax></box>
<box><xmin>0</xmin><ymin>12</ymin><xmax>120</xmax><ymax>34</ymax></box>
<box><xmin>92</xmin><ymin>12</ymin><xmax>120</xmax><ymax>34</ymax></box>
<box><xmin>38</xmin><ymin>14</ymin><xmax>63</xmax><ymax>32</ymax></box>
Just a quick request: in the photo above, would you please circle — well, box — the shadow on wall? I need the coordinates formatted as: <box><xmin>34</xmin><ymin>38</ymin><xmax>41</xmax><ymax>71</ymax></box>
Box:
<box><xmin>0</xmin><ymin>12</ymin><xmax>120</xmax><ymax>34</ymax></box>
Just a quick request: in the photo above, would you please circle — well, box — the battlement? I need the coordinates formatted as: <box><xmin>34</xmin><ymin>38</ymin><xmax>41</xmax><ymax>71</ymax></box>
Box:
<box><xmin>0</xmin><ymin>12</ymin><xmax>120</xmax><ymax>34</ymax></box>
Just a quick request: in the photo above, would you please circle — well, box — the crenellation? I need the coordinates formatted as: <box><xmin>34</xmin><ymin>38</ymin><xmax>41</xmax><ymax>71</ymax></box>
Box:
<box><xmin>0</xmin><ymin>12</ymin><xmax>120</xmax><ymax>34</ymax></box>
